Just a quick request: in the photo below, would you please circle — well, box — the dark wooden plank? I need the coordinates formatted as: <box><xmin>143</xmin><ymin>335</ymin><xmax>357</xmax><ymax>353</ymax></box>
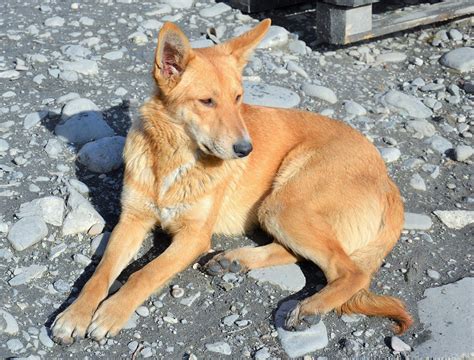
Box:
<box><xmin>344</xmin><ymin>0</ymin><xmax>474</xmax><ymax>44</ymax></box>
<box><xmin>226</xmin><ymin>0</ymin><xmax>307</xmax><ymax>13</ymax></box>
<box><xmin>322</xmin><ymin>0</ymin><xmax>378</xmax><ymax>7</ymax></box>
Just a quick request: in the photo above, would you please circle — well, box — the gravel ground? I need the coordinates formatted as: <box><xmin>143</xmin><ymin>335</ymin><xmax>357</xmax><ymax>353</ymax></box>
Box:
<box><xmin>0</xmin><ymin>1</ymin><xmax>473</xmax><ymax>359</ymax></box>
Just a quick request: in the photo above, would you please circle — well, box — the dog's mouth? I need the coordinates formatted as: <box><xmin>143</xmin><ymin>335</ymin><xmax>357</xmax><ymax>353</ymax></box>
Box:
<box><xmin>197</xmin><ymin>140</ymin><xmax>236</xmax><ymax>160</ymax></box>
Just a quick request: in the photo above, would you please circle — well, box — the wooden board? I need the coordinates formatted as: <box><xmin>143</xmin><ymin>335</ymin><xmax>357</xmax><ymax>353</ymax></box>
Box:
<box><xmin>345</xmin><ymin>0</ymin><xmax>474</xmax><ymax>44</ymax></box>
<box><xmin>322</xmin><ymin>0</ymin><xmax>378</xmax><ymax>7</ymax></box>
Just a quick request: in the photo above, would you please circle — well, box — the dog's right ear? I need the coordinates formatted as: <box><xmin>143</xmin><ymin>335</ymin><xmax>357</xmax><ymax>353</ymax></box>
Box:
<box><xmin>154</xmin><ymin>22</ymin><xmax>193</xmax><ymax>90</ymax></box>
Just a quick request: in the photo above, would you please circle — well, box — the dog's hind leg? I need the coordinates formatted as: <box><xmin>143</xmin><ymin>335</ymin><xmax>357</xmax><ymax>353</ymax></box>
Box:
<box><xmin>205</xmin><ymin>242</ymin><xmax>302</xmax><ymax>275</ymax></box>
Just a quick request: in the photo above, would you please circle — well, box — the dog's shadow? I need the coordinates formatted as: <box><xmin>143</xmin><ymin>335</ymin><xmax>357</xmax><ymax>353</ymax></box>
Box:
<box><xmin>41</xmin><ymin>103</ymin><xmax>327</xmax><ymax>333</ymax></box>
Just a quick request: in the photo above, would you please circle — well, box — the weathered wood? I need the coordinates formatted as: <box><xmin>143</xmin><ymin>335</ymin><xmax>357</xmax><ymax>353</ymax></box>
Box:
<box><xmin>316</xmin><ymin>2</ymin><xmax>373</xmax><ymax>44</ymax></box>
<box><xmin>227</xmin><ymin>0</ymin><xmax>307</xmax><ymax>13</ymax></box>
<box><xmin>317</xmin><ymin>0</ymin><xmax>474</xmax><ymax>45</ymax></box>
<box><xmin>322</xmin><ymin>0</ymin><xmax>378</xmax><ymax>7</ymax></box>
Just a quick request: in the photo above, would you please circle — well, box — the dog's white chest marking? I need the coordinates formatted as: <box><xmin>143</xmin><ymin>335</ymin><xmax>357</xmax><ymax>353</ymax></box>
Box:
<box><xmin>147</xmin><ymin>202</ymin><xmax>191</xmax><ymax>225</ymax></box>
<box><xmin>159</xmin><ymin>161</ymin><xmax>195</xmax><ymax>199</ymax></box>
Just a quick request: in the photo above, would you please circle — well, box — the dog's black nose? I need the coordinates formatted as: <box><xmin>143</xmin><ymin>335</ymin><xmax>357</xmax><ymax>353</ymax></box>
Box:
<box><xmin>233</xmin><ymin>140</ymin><xmax>253</xmax><ymax>158</ymax></box>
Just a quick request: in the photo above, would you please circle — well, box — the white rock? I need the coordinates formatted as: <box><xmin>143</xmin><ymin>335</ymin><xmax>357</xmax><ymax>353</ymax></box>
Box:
<box><xmin>0</xmin><ymin>310</ymin><xmax>19</xmax><ymax>335</ymax></box>
<box><xmin>44</xmin><ymin>138</ymin><xmax>63</xmax><ymax>158</ymax></box>
<box><xmin>205</xmin><ymin>341</ymin><xmax>232</xmax><ymax>355</ymax></box>
<box><xmin>254</xmin><ymin>347</ymin><xmax>271</xmax><ymax>360</ymax></box>
<box><xmin>427</xmin><ymin>269</ymin><xmax>440</xmax><ymax>280</ymax></box>
<box><xmin>257</xmin><ymin>26</ymin><xmax>289</xmax><ymax>49</ymax></box>
<box><xmin>199</xmin><ymin>3</ymin><xmax>231</xmax><ymax>18</ymax></box>
<box><xmin>161</xmin><ymin>0</ymin><xmax>194</xmax><ymax>9</ymax></box>
<box><xmin>302</xmin><ymin>83</ymin><xmax>337</xmax><ymax>104</ymax></box>
<box><xmin>0</xmin><ymin>139</ymin><xmax>9</xmax><ymax>152</ymax></box>
<box><xmin>39</xmin><ymin>326</ymin><xmax>54</xmax><ymax>348</ymax></box>
<box><xmin>61</xmin><ymin>44</ymin><xmax>92</xmax><ymax>59</ymax></box>
<box><xmin>103</xmin><ymin>51</ymin><xmax>123</xmax><ymax>60</ymax></box>
<box><xmin>180</xmin><ymin>291</ymin><xmax>201</xmax><ymax>307</ymax></box>
<box><xmin>433</xmin><ymin>210</ymin><xmax>474</xmax><ymax>229</ymax></box>
<box><xmin>90</xmin><ymin>232</ymin><xmax>110</xmax><ymax>257</ymax></box>
<box><xmin>68</xmin><ymin>179</ymin><xmax>90</xmax><ymax>194</ymax></box>
<box><xmin>426</xmin><ymin>135</ymin><xmax>453</xmax><ymax>154</ymax></box>
<box><xmin>413</xmin><ymin>278</ymin><xmax>474</xmax><ymax>357</ymax></box>
<box><xmin>77</xmin><ymin>136</ymin><xmax>126</xmax><ymax>173</ymax></box>
<box><xmin>454</xmin><ymin>145</ymin><xmax>473</xmax><ymax>162</ymax></box>
<box><xmin>141</xmin><ymin>19</ymin><xmax>163</xmax><ymax>30</ymax></box>
<box><xmin>44</xmin><ymin>16</ymin><xmax>65</xmax><ymax>27</ymax></box>
<box><xmin>24</xmin><ymin>111</ymin><xmax>48</xmax><ymax>130</ymax></box>
<box><xmin>135</xmin><ymin>306</ymin><xmax>150</xmax><ymax>317</ymax></box>
<box><xmin>248</xmin><ymin>264</ymin><xmax>305</xmax><ymax>292</ymax></box>
<box><xmin>410</xmin><ymin>173</ymin><xmax>426</xmax><ymax>191</ymax></box>
<box><xmin>405</xmin><ymin>119</ymin><xmax>436</xmax><ymax>138</ymax></box>
<box><xmin>222</xmin><ymin>314</ymin><xmax>239</xmax><ymax>326</ymax></box>
<box><xmin>275</xmin><ymin>300</ymin><xmax>328</xmax><ymax>358</ymax></box>
<box><xmin>244</xmin><ymin>82</ymin><xmax>300</xmax><ymax>108</ymax></box>
<box><xmin>404</xmin><ymin>212</ymin><xmax>432</xmax><ymax>230</ymax></box>
<box><xmin>58</xmin><ymin>59</ymin><xmax>98</xmax><ymax>75</ymax></box>
<box><xmin>55</xmin><ymin>109</ymin><xmax>114</xmax><ymax>145</ymax></box>
<box><xmin>390</xmin><ymin>336</ymin><xmax>411</xmax><ymax>352</ymax></box>
<box><xmin>16</xmin><ymin>196</ymin><xmax>65</xmax><ymax>226</ymax></box>
<box><xmin>128</xmin><ymin>32</ymin><xmax>148</xmax><ymax>45</ymax></box>
<box><xmin>382</xmin><ymin>90</ymin><xmax>432</xmax><ymax>119</ymax></box>
<box><xmin>62</xmin><ymin>189</ymin><xmax>105</xmax><ymax>236</ymax></box>
<box><xmin>6</xmin><ymin>339</ymin><xmax>23</xmax><ymax>352</ymax></box>
<box><xmin>379</xmin><ymin>147</ymin><xmax>401</xmax><ymax>163</ymax></box>
<box><xmin>376</xmin><ymin>52</ymin><xmax>407</xmax><ymax>64</ymax></box>
<box><xmin>439</xmin><ymin>47</ymin><xmax>474</xmax><ymax>73</ymax></box>
<box><xmin>0</xmin><ymin>70</ymin><xmax>21</xmax><ymax>79</ymax></box>
<box><xmin>344</xmin><ymin>100</ymin><xmax>366</xmax><ymax>116</ymax></box>
<box><xmin>7</xmin><ymin>216</ymin><xmax>48</xmax><ymax>251</ymax></box>
<box><xmin>9</xmin><ymin>264</ymin><xmax>47</xmax><ymax>286</ymax></box>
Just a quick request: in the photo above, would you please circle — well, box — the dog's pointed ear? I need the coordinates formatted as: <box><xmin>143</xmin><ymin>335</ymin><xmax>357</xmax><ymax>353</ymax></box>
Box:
<box><xmin>154</xmin><ymin>22</ymin><xmax>193</xmax><ymax>89</ymax></box>
<box><xmin>220</xmin><ymin>19</ymin><xmax>271</xmax><ymax>70</ymax></box>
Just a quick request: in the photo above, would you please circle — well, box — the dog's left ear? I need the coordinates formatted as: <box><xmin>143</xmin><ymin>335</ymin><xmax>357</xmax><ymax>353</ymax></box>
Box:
<box><xmin>154</xmin><ymin>22</ymin><xmax>193</xmax><ymax>90</ymax></box>
<box><xmin>220</xmin><ymin>19</ymin><xmax>271</xmax><ymax>70</ymax></box>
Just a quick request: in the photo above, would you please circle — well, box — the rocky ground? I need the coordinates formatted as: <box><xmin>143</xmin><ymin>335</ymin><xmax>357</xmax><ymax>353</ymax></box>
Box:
<box><xmin>0</xmin><ymin>0</ymin><xmax>473</xmax><ymax>359</ymax></box>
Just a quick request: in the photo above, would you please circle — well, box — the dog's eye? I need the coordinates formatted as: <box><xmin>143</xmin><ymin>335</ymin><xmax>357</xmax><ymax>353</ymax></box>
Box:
<box><xmin>236</xmin><ymin>94</ymin><xmax>242</xmax><ymax>102</ymax></box>
<box><xmin>199</xmin><ymin>98</ymin><xmax>215</xmax><ymax>107</ymax></box>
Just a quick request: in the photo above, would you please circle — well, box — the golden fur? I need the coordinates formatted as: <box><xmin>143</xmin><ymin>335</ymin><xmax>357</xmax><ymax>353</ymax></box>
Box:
<box><xmin>51</xmin><ymin>19</ymin><xmax>412</xmax><ymax>344</ymax></box>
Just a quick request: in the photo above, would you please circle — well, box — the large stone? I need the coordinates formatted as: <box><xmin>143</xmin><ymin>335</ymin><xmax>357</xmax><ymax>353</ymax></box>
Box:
<box><xmin>404</xmin><ymin>212</ymin><xmax>432</xmax><ymax>230</ymax></box>
<box><xmin>205</xmin><ymin>341</ymin><xmax>232</xmax><ymax>355</ymax></box>
<box><xmin>243</xmin><ymin>82</ymin><xmax>300</xmax><ymax>108</ymax></box>
<box><xmin>405</xmin><ymin>119</ymin><xmax>436</xmax><ymax>138</ymax></box>
<box><xmin>412</xmin><ymin>278</ymin><xmax>474</xmax><ymax>357</ymax></box>
<box><xmin>62</xmin><ymin>189</ymin><xmax>105</xmax><ymax>236</ymax></box>
<box><xmin>55</xmin><ymin>100</ymin><xmax>114</xmax><ymax>145</ymax></box>
<box><xmin>61</xmin><ymin>98</ymin><xmax>100</xmax><ymax>120</ymax></box>
<box><xmin>301</xmin><ymin>83</ymin><xmax>338</xmax><ymax>104</ymax></box>
<box><xmin>257</xmin><ymin>26</ymin><xmax>289</xmax><ymax>49</ymax></box>
<box><xmin>77</xmin><ymin>136</ymin><xmax>126</xmax><ymax>173</ymax></box>
<box><xmin>9</xmin><ymin>264</ymin><xmax>47</xmax><ymax>286</ymax></box>
<box><xmin>379</xmin><ymin>147</ymin><xmax>401</xmax><ymax>163</ymax></box>
<box><xmin>16</xmin><ymin>196</ymin><xmax>65</xmax><ymax>226</ymax></box>
<box><xmin>426</xmin><ymin>135</ymin><xmax>453</xmax><ymax>154</ymax></box>
<box><xmin>248</xmin><ymin>264</ymin><xmax>305</xmax><ymax>292</ymax></box>
<box><xmin>433</xmin><ymin>210</ymin><xmax>474</xmax><ymax>230</ymax></box>
<box><xmin>0</xmin><ymin>310</ymin><xmax>19</xmax><ymax>335</ymax></box>
<box><xmin>161</xmin><ymin>0</ymin><xmax>194</xmax><ymax>9</ymax></box>
<box><xmin>439</xmin><ymin>47</ymin><xmax>474</xmax><ymax>73</ymax></box>
<box><xmin>199</xmin><ymin>3</ymin><xmax>231</xmax><ymax>18</ymax></box>
<box><xmin>7</xmin><ymin>216</ymin><xmax>48</xmax><ymax>251</ymax></box>
<box><xmin>275</xmin><ymin>300</ymin><xmax>328</xmax><ymax>358</ymax></box>
<box><xmin>58</xmin><ymin>59</ymin><xmax>98</xmax><ymax>75</ymax></box>
<box><xmin>382</xmin><ymin>90</ymin><xmax>432</xmax><ymax>119</ymax></box>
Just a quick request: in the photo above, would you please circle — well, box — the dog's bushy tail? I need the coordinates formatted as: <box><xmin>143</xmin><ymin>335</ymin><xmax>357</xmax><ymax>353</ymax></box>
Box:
<box><xmin>338</xmin><ymin>289</ymin><xmax>413</xmax><ymax>334</ymax></box>
<box><xmin>338</xmin><ymin>179</ymin><xmax>412</xmax><ymax>334</ymax></box>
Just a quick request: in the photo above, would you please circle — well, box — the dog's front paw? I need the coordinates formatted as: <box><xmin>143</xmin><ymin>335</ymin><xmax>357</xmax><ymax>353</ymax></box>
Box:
<box><xmin>284</xmin><ymin>302</ymin><xmax>321</xmax><ymax>331</ymax></box>
<box><xmin>86</xmin><ymin>295</ymin><xmax>133</xmax><ymax>341</ymax></box>
<box><xmin>205</xmin><ymin>255</ymin><xmax>242</xmax><ymax>276</ymax></box>
<box><xmin>51</xmin><ymin>302</ymin><xmax>95</xmax><ymax>345</ymax></box>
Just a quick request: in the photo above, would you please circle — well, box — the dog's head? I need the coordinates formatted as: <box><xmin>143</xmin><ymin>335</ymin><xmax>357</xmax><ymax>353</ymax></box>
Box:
<box><xmin>153</xmin><ymin>19</ymin><xmax>271</xmax><ymax>160</ymax></box>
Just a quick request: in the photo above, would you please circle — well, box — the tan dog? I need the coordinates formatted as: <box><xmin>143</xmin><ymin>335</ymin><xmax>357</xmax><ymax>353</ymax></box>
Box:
<box><xmin>52</xmin><ymin>19</ymin><xmax>412</xmax><ymax>344</ymax></box>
